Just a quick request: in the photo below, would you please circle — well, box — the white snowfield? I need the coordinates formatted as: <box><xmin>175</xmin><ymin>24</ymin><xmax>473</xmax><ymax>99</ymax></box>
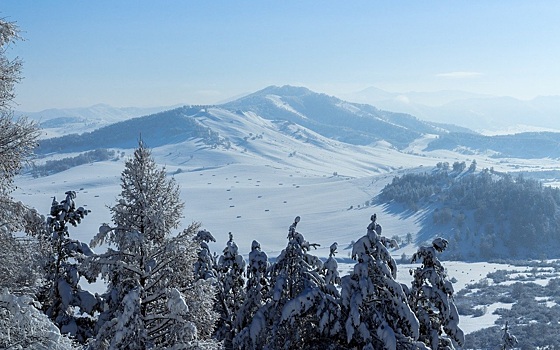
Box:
<box><xmin>13</xmin><ymin>106</ymin><xmax>560</xmax><ymax>336</ymax></box>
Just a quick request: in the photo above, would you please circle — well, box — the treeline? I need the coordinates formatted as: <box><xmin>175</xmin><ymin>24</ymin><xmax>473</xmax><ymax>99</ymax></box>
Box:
<box><xmin>379</xmin><ymin>163</ymin><xmax>560</xmax><ymax>259</ymax></box>
<box><xmin>30</xmin><ymin>149</ymin><xmax>117</xmax><ymax>177</ymax></box>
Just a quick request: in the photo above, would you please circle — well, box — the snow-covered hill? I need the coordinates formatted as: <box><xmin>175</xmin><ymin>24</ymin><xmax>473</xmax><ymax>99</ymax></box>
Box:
<box><xmin>17</xmin><ymin>103</ymin><xmax>183</xmax><ymax>138</ymax></box>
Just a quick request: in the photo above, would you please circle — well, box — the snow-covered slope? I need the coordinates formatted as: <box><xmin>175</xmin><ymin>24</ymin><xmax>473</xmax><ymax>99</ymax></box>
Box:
<box><xmin>18</xmin><ymin>103</ymin><xmax>183</xmax><ymax>138</ymax></box>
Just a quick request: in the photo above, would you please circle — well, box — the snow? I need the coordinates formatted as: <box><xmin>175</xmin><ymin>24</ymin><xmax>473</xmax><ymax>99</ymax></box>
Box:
<box><xmin>460</xmin><ymin>302</ymin><xmax>513</xmax><ymax>334</ymax></box>
<box><xmin>265</xmin><ymin>95</ymin><xmax>309</xmax><ymax>120</ymax></box>
<box><xmin>12</xmin><ymin>106</ymin><xmax>560</xmax><ymax>339</ymax></box>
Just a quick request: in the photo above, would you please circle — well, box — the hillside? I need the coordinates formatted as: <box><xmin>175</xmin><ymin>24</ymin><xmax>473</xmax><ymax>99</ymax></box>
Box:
<box><xmin>222</xmin><ymin>85</ymin><xmax>471</xmax><ymax>148</ymax></box>
<box><xmin>35</xmin><ymin>107</ymin><xmax>230</xmax><ymax>154</ymax></box>
<box><xmin>35</xmin><ymin>86</ymin><xmax>474</xmax><ymax>157</ymax></box>
<box><xmin>18</xmin><ymin>103</ymin><xmax>181</xmax><ymax>138</ymax></box>
<box><xmin>378</xmin><ymin>163</ymin><xmax>560</xmax><ymax>260</ymax></box>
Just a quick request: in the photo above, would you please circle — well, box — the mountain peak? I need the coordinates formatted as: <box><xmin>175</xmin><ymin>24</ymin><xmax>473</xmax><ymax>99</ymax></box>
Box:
<box><xmin>254</xmin><ymin>85</ymin><xmax>314</xmax><ymax>97</ymax></box>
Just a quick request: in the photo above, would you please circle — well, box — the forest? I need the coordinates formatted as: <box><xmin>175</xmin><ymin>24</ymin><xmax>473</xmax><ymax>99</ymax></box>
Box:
<box><xmin>379</xmin><ymin>161</ymin><xmax>560</xmax><ymax>260</ymax></box>
<box><xmin>29</xmin><ymin>149</ymin><xmax>118</xmax><ymax>177</ymax></box>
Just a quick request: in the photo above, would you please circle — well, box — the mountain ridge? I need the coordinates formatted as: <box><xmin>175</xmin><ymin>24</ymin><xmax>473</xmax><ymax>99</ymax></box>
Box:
<box><xmin>33</xmin><ymin>85</ymin><xmax>560</xmax><ymax>160</ymax></box>
<box><xmin>343</xmin><ymin>86</ymin><xmax>560</xmax><ymax>132</ymax></box>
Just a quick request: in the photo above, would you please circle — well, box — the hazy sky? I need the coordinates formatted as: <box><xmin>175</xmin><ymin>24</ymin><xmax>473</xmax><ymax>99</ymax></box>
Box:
<box><xmin>3</xmin><ymin>1</ymin><xmax>560</xmax><ymax>111</ymax></box>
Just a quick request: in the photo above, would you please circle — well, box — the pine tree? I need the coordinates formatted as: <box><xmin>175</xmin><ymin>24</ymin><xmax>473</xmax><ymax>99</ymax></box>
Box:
<box><xmin>89</xmin><ymin>141</ymin><xmax>219</xmax><ymax>349</ymax></box>
<box><xmin>237</xmin><ymin>216</ymin><xmax>343</xmax><ymax>350</ymax></box>
<box><xmin>409</xmin><ymin>238</ymin><xmax>465</xmax><ymax>349</ymax></box>
<box><xmin>35</xmin><ymin>191</ymin><xmax>100</xmax><ymax>343</ymax></box>
<box><xmin>194</xmin><ymin>229</ymin><xmax>218</xmax><ymax>280</ymax></box>
<box><xmin>215</xmin><ymin>233</ymin><xmax>247</xmax><ymax>348</ymax></box>
<box><xmin>340</xmin><ymin>214</ymin><xmax>422</xmax><ymax>350</ymax></box>
<box><xmin>232</xmin><ymin>240</ymin><xmax>269</xmax><ymax>349</ymax></box>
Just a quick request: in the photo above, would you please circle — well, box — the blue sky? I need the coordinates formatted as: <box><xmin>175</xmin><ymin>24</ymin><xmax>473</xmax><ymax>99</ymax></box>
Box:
<box><xmin>3</xmin><ymin>1</ymin><xmax>560</xmax><ymax>111</ymax></box>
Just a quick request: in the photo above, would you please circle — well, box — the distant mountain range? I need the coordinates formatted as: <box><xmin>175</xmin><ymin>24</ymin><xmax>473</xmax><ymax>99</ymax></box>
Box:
<box><xmin>342</xmin><ymin>87</ymin><xmax>560</xmax><ymax>133</ymax></box>
<box><xmin>32</xmin><ymin>85</ymin><xmax>560</xmax><ymax>160</ymax></box>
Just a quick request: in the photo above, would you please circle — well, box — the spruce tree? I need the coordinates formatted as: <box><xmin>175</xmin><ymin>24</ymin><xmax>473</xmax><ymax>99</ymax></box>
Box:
<box><xmin>409</xmin><ymin>238</ymin><xmax>464</xmax><ymax>349</ymax></box>
<box><xmin>36</xmin><ymin>191</ymin><xmax>100</xmax><ymax>343</ymax></box>
<box><xmin>232</xmin><ymin>240</ymin><xmax>269</xmax><ymax>349</ymax></box>
<box><xmin>89</xmin><ymin>141</ymin><xmax>219</xmax><ymax>349</ymax></box>
<box><xmin>340</xmin><ymin>214</ymin><xmax>422</xmax><ymax>350</ymax></box>
<box><xmin>237</xmin><ymin>216</ymin><xmax>343</xmax><ymax>350</ymax></box>
<box><xmin>215</xmin><ymin>233</ymin><xmax>246</xmax><ymax>348</ymax></box>
<box><xmin>194</xmin><ymin>229</ymin><xmax>218</xmax><ymax>280</ymax></box>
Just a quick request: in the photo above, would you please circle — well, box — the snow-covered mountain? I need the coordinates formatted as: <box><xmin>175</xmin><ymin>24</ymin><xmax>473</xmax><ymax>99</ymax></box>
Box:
<box><xmin>17</xmin><ymin>103</ymin><xmax>183</xmax><ymax>138</ymax></box>
<box><xmin>34</xmin><ymin>85</ymin><xmax>560</xmax><ymax>160</ymax></box>
<box><xmin>35</xmin><ymin>85</ymin><xmax>474</xmax><ymax>155</ymax></box>
<box><xmin>222</xmin><ymin>85</ymin><xmax>473</xmax><ymax>147</ymax></box>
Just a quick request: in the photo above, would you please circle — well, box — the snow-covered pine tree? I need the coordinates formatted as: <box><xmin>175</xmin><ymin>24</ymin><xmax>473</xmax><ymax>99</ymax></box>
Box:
<box><xmin>214</xmin><ymin>233</ymin><xmax>247</xmax><ymax>348</ymax></box>
<box><xmin>237</xmin><ymin>216</ymin><xmax>343</xmax><ymax>350</ymax></box>
<box><xmin>323</xmin><ymin>242</ymin><xmax>341</xmax><ymax>289</ymax></box>
<box><xmin>409</xmin><ymin>238</ymin><xmax>464</xmax><ymax>349</ymax></box>
<box><xmin>194</xmin><ymin>229</ymin><xmax>218</xmax><ymax>280</ymax></box>
<box><xmin>232</xmin><ymin>240</ymin><xmax>269</xmax><ymax>349</ymax></box>
<box><xmin>341</xmin><ymin>214</ymin><xmax>423</xmax><ymax>350</ymax></box>
<box><xmin>89</xmin><ymin>141</ymin><xmax>219</xmax><ymax>349</ymax></box>
<box><xmin>32</xmin><ymin>191</ymin><xmax>101</xmax><ymax>343</ymax></box>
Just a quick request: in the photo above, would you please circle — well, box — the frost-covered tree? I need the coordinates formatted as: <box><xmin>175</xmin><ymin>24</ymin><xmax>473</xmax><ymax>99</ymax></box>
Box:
<box><xmin>233</xmin><ymin>240</ymin><xmax>269</xmax><ymax>341</ymax></box>
<box><xmin>323</xmin><ymin>242</ymin><xmax>341</xmax><ymax>292</ymax></box>
<box><xmin>194</xmin><ymin>229</ymin><xmax>218</xmax><ymax>280</ymax></box>
<box><xmin>89</xmin><ymin>141</ymin><xmax>219</xmax><ymax>349</ymax></box>
<box><xmin>0</xmin><ymin>18</ymin><xmax>40</xmax><ymax>294</ymax></box>
<box><xmin>500</xmin><ymin>322</ymin><xmax>518</xmax><ymax>350</ymax></box>
<box><xmin>341</xmin><ymin>214</ymin><xmax>423</xmax><ymax>350</ymax></box>
<box><xmin>0</xmin><ymin>19</ymin><xmax>38</xmax><ymax>194</ymax></box>
<box><xmin>33</xmin><ymin>191</ymin><xmax>100</xmax><ymax>343</ymax></box>
<box><xmin>237</xmin><ymin>216</ymin><xmax>343</xmax><ymax>350</ymax></box>
<box><xmin>0</xmin><ymin>290</ymin><xmax>77</xmax><ymax>350</ymax></box>
<box><xmin>0</xmin><ymin>218</ymin><xmax>41</xmax><ymax>295</ymax></box>
<box><xmin>409</xmin><ymin>238</ymin><xmax>464</xmax><ymax>349</ymax></box>
<box><xmin>215</xmin><ymin>233</ymin><xmax>246</xmax><ymax>348</ymax></box>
